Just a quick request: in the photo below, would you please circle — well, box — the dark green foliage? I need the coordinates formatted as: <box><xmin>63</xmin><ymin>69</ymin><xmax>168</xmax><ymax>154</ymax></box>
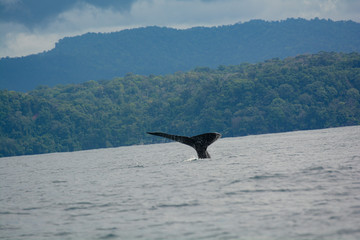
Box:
<box><xmin>1</xmin><ymin>18</ymin><xmax>360</xmax><ymax>92</ymax></box>
<box><xmin>1</xmin><ymin>52</ymin><xmax>360</xmax><ymax>157</ymax></box>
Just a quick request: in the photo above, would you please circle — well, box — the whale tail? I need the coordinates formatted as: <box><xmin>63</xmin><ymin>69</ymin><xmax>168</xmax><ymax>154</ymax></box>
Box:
<box><xmin>147</xmin><ymin>132</ymin><xmax>221</xmax><ymax>158</ymax></box>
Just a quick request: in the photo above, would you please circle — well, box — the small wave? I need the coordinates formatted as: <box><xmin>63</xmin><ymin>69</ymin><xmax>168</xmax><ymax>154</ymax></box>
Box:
<box><xmin>64</xmin><ymin>207</ymin><xmax>89</xmax><ymax>211</ymax></box>
<box><xmin>249</xmin><ymin>173</ymin><xmax>286</xmax><ymax>180</ymax></box>
<box><xmin>22</xmin><ymin>207</ymin><xmax>42</xmax><ymax>211</ymax></box>
<box><xmin>0</xmin><ymin>211</ymin><xmax>30</xmax><ymax>215</ymax></box>
<box><xmin>229</xmin><ymin>179</ymin><xmax>242</xmax><ymax>185</ymax></box>
<box><xmin>338</xmin><ymin>165</ymin><xmax>353</xmax><ymax>170</ymax></box>
<box><xmin>304</xmin><ymin>166</ymin><xmax>324</xmax><ymax>172</ymax></box>
<box><xmin>99</xmin><ymin>233</ymin><xmax>119</xmax><ymax>239</ymax></box>
<box><xmin>337</xmin><ymin>228</ymin><xmax>360</xmax><ymax>235</ymax></box>
<box><xmin>52</xmin><ymin>180</ymin><xmax>67</xmax><ymax>184</ymax></box>
<box><xmin>225</xmin><ymin>191</ymin><xmax>237</xmax><ymax>195</ymax></box>
<box><xmin>0</xmin><ymin>211</ymin><xmax>12</xmax><ymax>215</ymax></box>
<box><xmin>0</xmin><ymin>226</ymin><xmax>20</xmax><ymax>231</ymax></box>
<box><xmin>157</xmin><ymin>201</ymin><xmax>199</xmax><ymax>208</ymax></box>
<box><xmin>352</xmin><ymin>210</ymin><xmax>360</xmax><ymax>215</ymax></box>
<box><xmin>54</xmin><ymin>232</ymin><xmax>72</xmax><ymax>237</ymax></box>
<box><xmin>75</xmin><ymin>201</ymin><xmax>93</xmax><ymax>205</ymax></box>
<box><xmin>96</xmin><ymin>227</ymin><xmax>118</xmax><ymax>231</ymax></box>
<box><xmin>184</xmin><ymin>157</ymin><xmax>198</xmax><ymax>162</ymax></box>
<box><xmin>64</xmin><ymin>202</ymin><xmax>94</xmax><ymax>211</ymax></box>
<box><xmin>257</xmin><ymin>188</ymin><xmax>292</xmax><ymax>192</ymax></box>
<box><xmin>227</xmin><ymin>188</ymin><xmax>292</xmax><ymax>194</ymax></box>
<box><xmin>128</xmin><ymin>164</ymin><xmax>145</xmax><ymax>168</ymax></box>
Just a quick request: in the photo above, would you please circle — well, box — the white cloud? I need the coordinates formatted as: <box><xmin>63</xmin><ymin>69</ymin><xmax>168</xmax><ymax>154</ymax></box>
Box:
<box><xmin>1</xmin><ymin>0</ymin><xmax>359</xmax><ymax>58</ymax></box>
<box><xmin>5</xmin><ymin>32</ymin><xmax>60</xmax><ymax>57</ymax></box>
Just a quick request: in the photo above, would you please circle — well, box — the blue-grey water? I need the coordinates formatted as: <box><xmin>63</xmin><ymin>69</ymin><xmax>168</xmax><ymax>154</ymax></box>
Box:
<box><xmin>1</xmin><ymin>126</ymin><xmax>360</xmax><ymax>240</ymax></box>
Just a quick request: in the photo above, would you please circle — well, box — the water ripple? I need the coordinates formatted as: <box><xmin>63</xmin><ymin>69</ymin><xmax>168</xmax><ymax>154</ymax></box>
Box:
<box><xmin>1</xmin><ymin>126</ymin><xmax>359</xmax><ymax>240</ymax></box>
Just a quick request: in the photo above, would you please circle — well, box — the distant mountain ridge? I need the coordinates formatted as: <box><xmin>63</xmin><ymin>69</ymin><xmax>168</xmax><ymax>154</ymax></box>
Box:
<box><xmin>1</xmin><ymin>18</ymin><xmax>360</xmax><ymax>92</ymax></box>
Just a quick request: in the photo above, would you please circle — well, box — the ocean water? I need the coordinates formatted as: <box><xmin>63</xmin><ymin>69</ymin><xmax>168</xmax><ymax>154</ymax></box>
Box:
<box><xmin>1</xmin><ymin>126</ymin><xmax>360</xmax><ymax>240</ymax></box>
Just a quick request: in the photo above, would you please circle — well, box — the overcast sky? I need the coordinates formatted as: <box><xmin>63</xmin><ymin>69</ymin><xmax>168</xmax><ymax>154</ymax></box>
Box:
<box><xmin>1</xmin><ymin>0</ymin><xmax>359</xmax><ymax>58</ymax></box>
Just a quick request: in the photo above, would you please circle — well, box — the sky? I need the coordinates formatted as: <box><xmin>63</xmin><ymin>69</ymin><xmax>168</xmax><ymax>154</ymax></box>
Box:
<box><xmin>1</xmin><ymin>0</ymin><xmax>360</xmax><ymax>58</ymax></box>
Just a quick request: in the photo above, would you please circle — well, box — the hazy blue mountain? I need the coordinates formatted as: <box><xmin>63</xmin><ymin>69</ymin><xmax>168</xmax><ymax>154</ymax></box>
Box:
<box><xmin>1</xmin><ymin>18</ymin><xmax>360</xmax><ymax>92</ymax></box>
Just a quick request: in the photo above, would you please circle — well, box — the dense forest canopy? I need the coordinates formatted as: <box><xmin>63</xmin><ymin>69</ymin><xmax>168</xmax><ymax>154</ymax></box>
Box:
<box><xmin>1</xmin><ymin>52</ymin><xmax>360</xmax><ymax>157</ymax></box>
<box><xmin>1</xmin><ymin>18</ymin><xmax>360</xmax><ymax>92</ymax></box>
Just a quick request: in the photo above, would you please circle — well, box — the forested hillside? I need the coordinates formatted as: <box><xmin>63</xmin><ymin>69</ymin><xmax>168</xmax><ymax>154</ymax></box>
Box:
<box><xmin>1</xmin><ymin>18</ymin><xmax>360</xmax><ymax>92</ymax></box>
<box><xmin>1</xmin><ymin>52</ymin><xmax>360</xmax><ymax>157</ymax></box>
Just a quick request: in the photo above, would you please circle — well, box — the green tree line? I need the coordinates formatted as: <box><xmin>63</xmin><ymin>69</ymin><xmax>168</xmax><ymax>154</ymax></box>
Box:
<box><xmin>1</xmin><ymin>52</ymin><xmax>360</xmax><ymax>157</ymax></box>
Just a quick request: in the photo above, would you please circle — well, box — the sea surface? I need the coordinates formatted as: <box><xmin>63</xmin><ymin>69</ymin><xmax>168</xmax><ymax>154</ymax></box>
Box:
<box><xmin>1</xmin><ymin>126</ymin><xmax>360</xmax><ymax>240</ymax></box>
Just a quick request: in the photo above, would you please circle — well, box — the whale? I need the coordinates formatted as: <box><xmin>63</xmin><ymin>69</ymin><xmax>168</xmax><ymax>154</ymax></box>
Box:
<box><xmin>147</xmin><ymin>132</ymin><xmax>221</xmax><ymax>158</ymax></box>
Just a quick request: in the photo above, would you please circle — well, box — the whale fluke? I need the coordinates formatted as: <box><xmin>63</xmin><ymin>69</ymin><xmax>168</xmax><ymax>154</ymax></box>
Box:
<box><xmin>147</xmin><ymin>132</ymin><xmax>221</xmax><ymax>158</ymax></box>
